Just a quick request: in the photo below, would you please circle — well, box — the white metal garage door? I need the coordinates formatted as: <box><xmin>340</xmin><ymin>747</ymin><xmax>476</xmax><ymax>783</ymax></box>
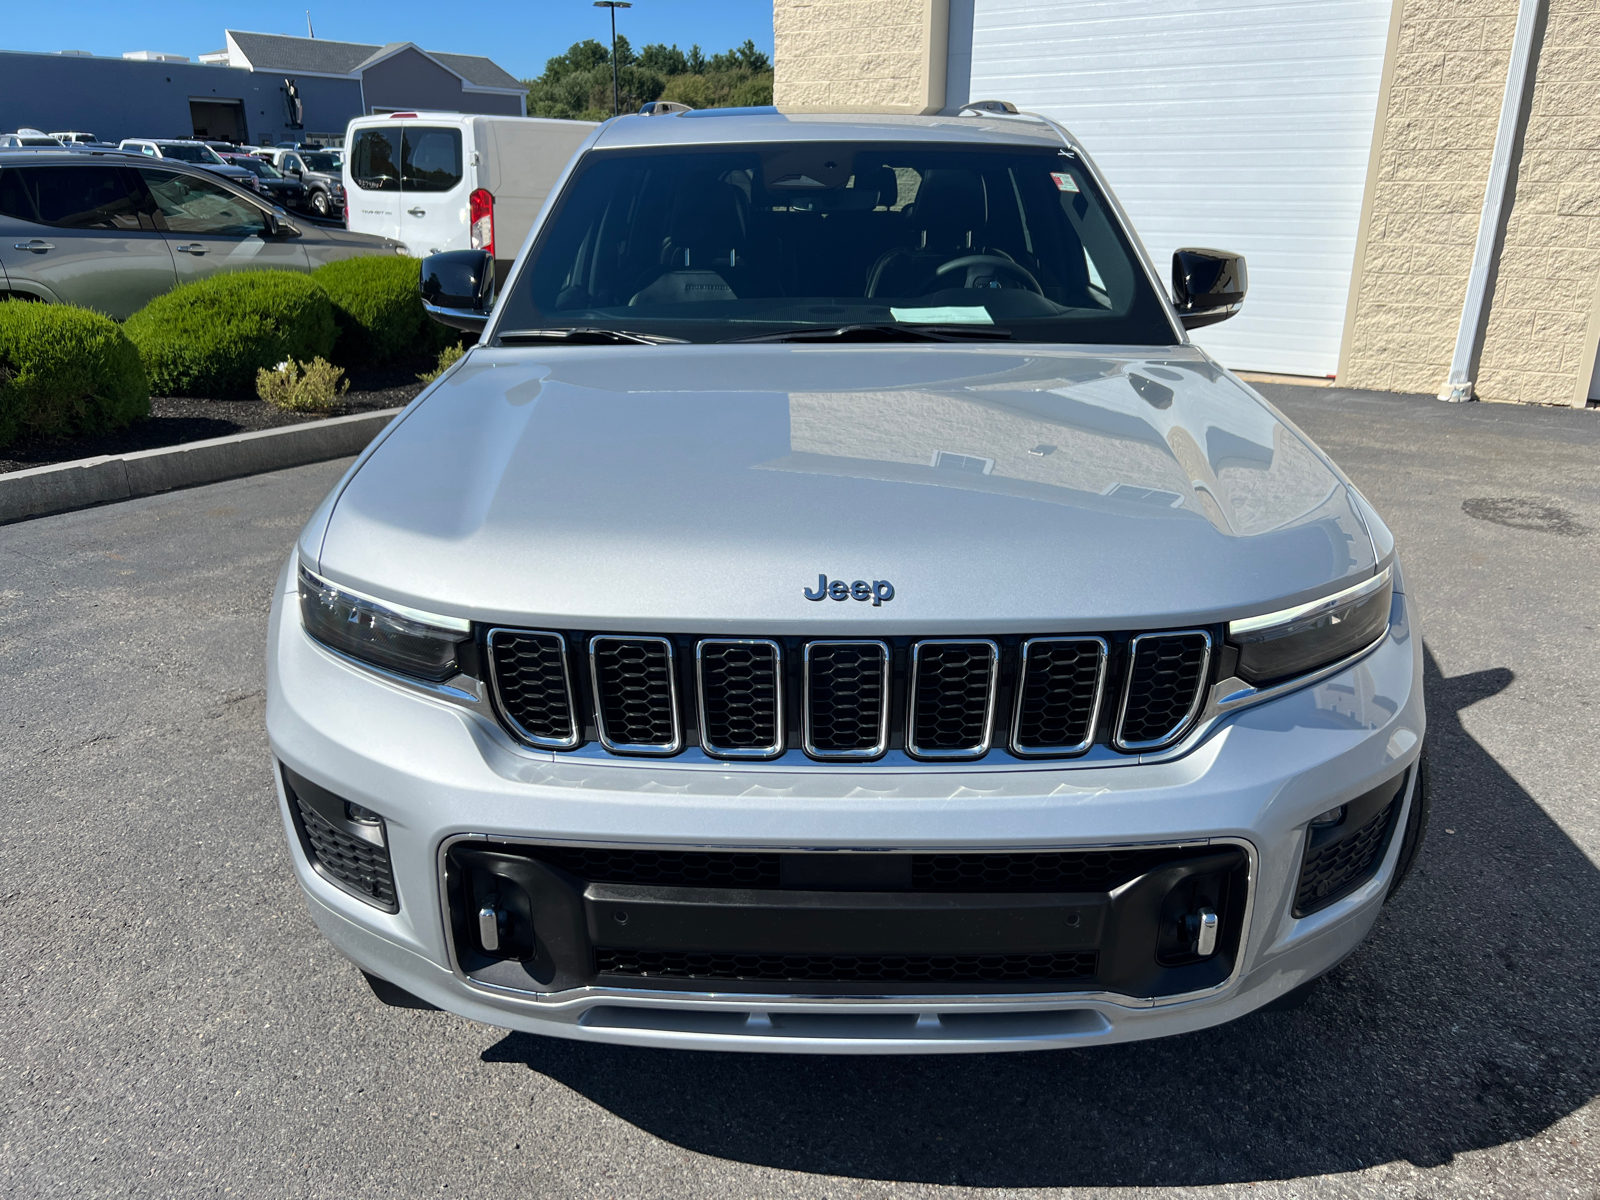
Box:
<box><xmin>958</xmin><ymin>0</ymin><xmax>1393</xmax><ymax>377</ymax></box>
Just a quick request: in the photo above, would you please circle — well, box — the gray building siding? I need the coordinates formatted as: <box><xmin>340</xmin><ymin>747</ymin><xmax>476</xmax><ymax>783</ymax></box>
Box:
<box><xmin>0</xmin><ymin>52</ymin><xmax>363</xmax><ymax>145</ymax></box>
<box><xmin>0</xmin><ymin>42</ymin><xmax>522</xmax><ymax>147</ymax></box>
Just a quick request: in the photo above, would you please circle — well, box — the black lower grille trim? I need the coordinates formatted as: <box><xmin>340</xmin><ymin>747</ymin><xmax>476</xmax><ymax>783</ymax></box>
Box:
<box><xmin>1294</xmin><ymin>799</ymin><xmax>1399</xmax><ymax>915</ymax></box>
<box><xmin>526</xmin><ymin>846</ymin><xmax>1184</xmax><ymax>892</ymax></box>
<box><xmin>288</xmin><ymin>789</ymin><xmax>398</xmax><ymax>912</ymax></box>
<box><xmin>595</xmin><ymin>948</ymin><xmax>1099</xmax><ymax>983</ymax></box>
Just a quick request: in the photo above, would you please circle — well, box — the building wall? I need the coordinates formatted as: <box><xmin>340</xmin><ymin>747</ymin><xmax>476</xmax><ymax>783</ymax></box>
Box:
<box><xmin>1475</xmin><ymin>0</ymin><xmax>1600</xmax><ymax>406</ymax></box>
<box><xmin>360</xmin><ymin>47</ymin><xmax>521</xmax><ymax>117</ymax></box>
<box><xmin>0</xmin><ymin>51</ymin><xmax>362</xmax><ymax>146</ymax></box>
<box><xmin>1338</xmin><ymin>0</ymin><xmax>1520</xmax><ymax>395</ymax></box>
<box><xmin>773</xmin><ymin>0</ymin><xmax>949</xmax><ymax>113</ymax></box>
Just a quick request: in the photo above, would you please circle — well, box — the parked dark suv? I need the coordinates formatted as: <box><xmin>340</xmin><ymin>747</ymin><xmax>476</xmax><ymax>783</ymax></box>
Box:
<box><xmin>267</xmin><ymin>149</ymin><xmax>345</xmax><ymax>218</ymax></box>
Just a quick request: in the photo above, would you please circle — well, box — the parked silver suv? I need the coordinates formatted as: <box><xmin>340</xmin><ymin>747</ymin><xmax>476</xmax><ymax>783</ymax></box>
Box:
<box><xmin>267</xmin><ymin>108</ymin><xmax>1426</xmax><ymax>1054</ymax></box>
<box><xmin>0</xmin><ymin>150</ymin><xmax>405</xmax><ymax>317</ymax></box>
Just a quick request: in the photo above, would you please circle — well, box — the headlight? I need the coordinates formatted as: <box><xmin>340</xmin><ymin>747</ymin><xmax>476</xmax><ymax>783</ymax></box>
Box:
<box><xmin>1227</xmin><ymin>567</ymin><xmax>1392</xmax><ymax>686</ymax></box>
<box><xmin>298</xmin><ymin>564</ymin><xmax>471</xmax><ymax>681</ymax></box>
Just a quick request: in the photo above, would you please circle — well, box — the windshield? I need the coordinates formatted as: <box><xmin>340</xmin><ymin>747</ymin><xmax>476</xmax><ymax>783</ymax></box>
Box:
<box><xmin>498</xmin><ymin>141</ymin><xmax>1176</xmax><ymax>345</ymax></box>
<box><xmin>301</xmin><ymin>153</ymin><xmax>339</xmax><ymax>172</ymax></box>
<box><xmin>159</xmin><ymin>144</ymin><xmax>225</xmax><ymax>164</ymax></box>
<box><xmin>230</xmin><ymin>157</ymin><xmax>280</xmax><ymax>178</ymax></box>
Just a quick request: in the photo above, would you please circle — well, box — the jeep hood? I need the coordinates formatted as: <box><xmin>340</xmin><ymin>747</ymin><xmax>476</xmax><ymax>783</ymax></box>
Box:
<box><xmin>311</xmin><ymin>344</ymin><xmax>1380</xmax><ymax>633</ymax></box>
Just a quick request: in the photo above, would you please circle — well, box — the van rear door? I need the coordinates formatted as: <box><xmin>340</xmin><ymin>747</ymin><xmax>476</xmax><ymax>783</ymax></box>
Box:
<box><xmin>348</xmin><ymin>125</ymin><xmax>401</xmax><ymax>241</ymax></box>
<box><xmin>397</xmin><ymin>122</ymin><xmax>469</xmax><ymax>257</ymax></box>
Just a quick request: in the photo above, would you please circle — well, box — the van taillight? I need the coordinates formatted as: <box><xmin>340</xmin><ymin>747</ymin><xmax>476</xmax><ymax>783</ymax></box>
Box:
<box><xmin>469</xmin><ymin>188</ymin><xmax>494</xmax><ymax>256</ymax></box>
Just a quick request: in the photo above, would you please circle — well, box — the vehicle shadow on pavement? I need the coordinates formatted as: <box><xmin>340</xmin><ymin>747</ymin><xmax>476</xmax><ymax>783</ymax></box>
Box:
<box><xmin>482</xmin><ymin>645</ymin><xmax>1599</xmax><ymax>1187</ymax></box>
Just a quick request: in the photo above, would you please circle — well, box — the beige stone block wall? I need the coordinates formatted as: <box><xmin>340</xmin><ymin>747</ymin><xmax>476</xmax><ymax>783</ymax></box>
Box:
<box><xmin>1475</xmin><ymin>0</ymin><xmax>1600</xmax><ymax>406</ymax></box>
<box><xmin>774</xmin><ymin>0</ymin><xmax>948</xmax><ymax>114</ymax></box>
<box><xmin>1339</xmin><ymin>0</ymin><xmax>1521</xmax><ymax>395</ymax></box>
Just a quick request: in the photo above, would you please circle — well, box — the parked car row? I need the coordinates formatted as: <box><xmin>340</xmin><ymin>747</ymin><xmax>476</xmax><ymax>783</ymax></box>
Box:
<box><xmin>0</xmin><ymin>148</ymin><xmax>403</xmax><ymax>318</ymax></box>
<box><xmin>1</xmin><ymin>130</ymin><xmax>346</xmax><ymax>220</ymax></box>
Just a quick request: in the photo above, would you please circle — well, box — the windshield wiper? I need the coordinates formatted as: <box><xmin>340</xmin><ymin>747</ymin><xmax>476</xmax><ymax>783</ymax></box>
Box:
<box><xmin>497</xmin><ymin>327</ymin><xmax>688</xmax><ymax>346</ymax></box>
<box><xmin>722</xmin><ymin>323</ymin><xmax>1013</xmax><ymax>344</ymax></box>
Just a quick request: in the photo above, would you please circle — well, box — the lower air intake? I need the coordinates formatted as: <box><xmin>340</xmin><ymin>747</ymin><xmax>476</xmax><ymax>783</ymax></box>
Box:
<box><xmin>1294</xmin><ymin>799</ymin><xmax>1399</xmax><ymax>916</ymax></box>
<box><xmin>595</xmin><ymin>948</ymin><xmax>1099</xmax><ymax>983</ymax></box>
<box><xmin>287</xmin><ymin>788</ymin><xmax>397</xmax><ymax>912</ymax></box>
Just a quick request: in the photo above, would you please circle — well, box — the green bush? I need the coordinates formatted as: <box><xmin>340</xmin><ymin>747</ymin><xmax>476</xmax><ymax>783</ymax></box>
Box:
<box><xmin>124</xmin><ymin>271</ymin><xmax>336</xmax><ymax>397</ymax></box>
<box><xmin>313</xmin><ymin>255</ymin><xmax>453</xmax><ymax>367</ymax></box>
<box><xmin>0</xmin><ymin>300</ymin><xmax>149</xmax><ymax>449</ymax></box>
<box><xmin>416</xmin><ymin>341</ymin><xmax>465</xmax><ymax>384</ymax></box>
<box><xmin>256</xmin><ymin>357</ymin><xmax>349</xmax><ymax>413</ymax></box>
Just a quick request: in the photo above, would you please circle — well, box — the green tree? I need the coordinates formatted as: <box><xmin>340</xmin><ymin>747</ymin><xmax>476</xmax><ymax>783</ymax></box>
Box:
<box><xmin>639</xmin><ymin>42</ymin><xmax>689</xmax><ymax>76</ymax></box>
<box><xmin>524</xmin><ymin>37</ymin><xmax>772</xmax><ymax>121</ymax></box>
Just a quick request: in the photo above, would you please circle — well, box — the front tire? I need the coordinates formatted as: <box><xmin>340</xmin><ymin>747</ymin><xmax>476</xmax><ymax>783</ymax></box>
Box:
<box><xmin>311</xmin><ymin>190</ymin><xmax>330</xmax><ymax>218</ymax></box>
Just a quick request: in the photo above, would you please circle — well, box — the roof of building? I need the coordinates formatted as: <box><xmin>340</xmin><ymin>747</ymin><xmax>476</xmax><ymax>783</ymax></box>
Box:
<box><xmin>225</xmin><ymin>30</ymin><xmax>522</xmax><ymax>90</ymax></box>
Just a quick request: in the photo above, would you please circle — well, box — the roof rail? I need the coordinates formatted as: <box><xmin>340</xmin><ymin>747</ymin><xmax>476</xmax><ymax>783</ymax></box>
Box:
<box><xmin>959</xmin><ymin>100</ymin><xmax>1019</xmax><ymax>116</ymax></box>
<box><xmin>638</xmin><ymin>100</ymin><xmax>694</xmax><ymax>116</ymax></box>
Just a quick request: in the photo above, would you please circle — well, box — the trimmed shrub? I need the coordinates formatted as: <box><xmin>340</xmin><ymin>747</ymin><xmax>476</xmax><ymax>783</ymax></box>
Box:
<box><xmin>416</xmin><ymin>341</ymin><xmax>465</xmax><ymax>384</ymax></box>
<box><xmin>313</xmin><ymin>255</ymin><xmax>453</xmax><ymax>367</ymax></box>
<box><xmin>257</xmin><ymin>357</ymin><xmax>349</xmax><ymax>413</ymax></box>
<box><xmin>124</xmin><ymin>271</ymin><xmax>336</xmax><ymax>397</ymax></box>
<box><xmin>0</xmin><ymin>300</ymin><xmax>149</xmax><ymax>449</ymax></box>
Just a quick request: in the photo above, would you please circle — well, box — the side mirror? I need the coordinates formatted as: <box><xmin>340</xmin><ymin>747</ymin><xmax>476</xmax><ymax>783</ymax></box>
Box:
<box><xmin>1172</xmin><ymin>249</ymin><xmax>1246</xmax><ymax>330</ymax></box>
<box><xmin>421</xmin><ymin>250</ymin><xmax>494</xmax><ymax>332</ymax></box>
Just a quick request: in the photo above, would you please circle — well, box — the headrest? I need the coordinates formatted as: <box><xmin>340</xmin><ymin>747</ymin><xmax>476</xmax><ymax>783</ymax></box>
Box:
<box><xmin>852</xmin><ymin>164</ymin><xmax>898</xmax><ymax>208</ymax></box>
<box><xmin>915</xmin><ymin>169</ymin><xmax>987</xmax><ymax>249</ymax></box>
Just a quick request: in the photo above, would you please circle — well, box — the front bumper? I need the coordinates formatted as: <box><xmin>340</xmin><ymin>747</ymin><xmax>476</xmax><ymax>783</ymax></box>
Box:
<box><xmin>266</xmin><ymin>558</ymin><xmax>1424</xmax><ymax>1053</ymax></box>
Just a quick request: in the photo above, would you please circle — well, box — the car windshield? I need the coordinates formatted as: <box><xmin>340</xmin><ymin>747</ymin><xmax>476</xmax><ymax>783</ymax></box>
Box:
<box><xmin>498</xmin><ymin>141</ymin><xmax>1176</xmax><ymax>345</ymax></box>
<box><xmin>301</xmin><ymin>153</ymin><xmax>339</xmax><ymax>172</ymax></box>
<box><xmin>159</xmin><ymin>144</ymin><xmax>225</xmax><ymax>164</ymax></box>
<box><xmin>231</xmin><ymin>157</ymin><xmax>281</xmax><ymax>179</ymax></box>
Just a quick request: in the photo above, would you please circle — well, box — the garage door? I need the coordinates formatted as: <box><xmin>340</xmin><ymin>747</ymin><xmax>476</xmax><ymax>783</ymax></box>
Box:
<box><xmin>960</xmin><ymin>0</ymin><xmax>1393</xmax><ymax>377</ymax></box>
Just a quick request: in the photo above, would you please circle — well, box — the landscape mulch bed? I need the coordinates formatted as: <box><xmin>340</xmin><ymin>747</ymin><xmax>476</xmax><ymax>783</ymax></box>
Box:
<box><xmin>0</xmin><ymin>364</ymin><xmax>428</xmax><ymax>475</ymax></box>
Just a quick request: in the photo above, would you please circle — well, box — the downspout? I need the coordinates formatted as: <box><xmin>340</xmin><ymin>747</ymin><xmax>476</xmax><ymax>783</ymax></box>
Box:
<box><xmin>1440</xmin><ymin>0</ymin><xmax>1546</xmax><ymax>402</ymax></box>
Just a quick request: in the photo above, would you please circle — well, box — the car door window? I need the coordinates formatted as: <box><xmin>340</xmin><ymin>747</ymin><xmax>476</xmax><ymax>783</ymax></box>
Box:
<box><xmin>401</xmin><ymin>128</ymin><xmax>462</xmax><ymax>193</ymax></box>
<box><xmin>352</xmin><ymin>130</ymin><xmax>400</xmax><ymax>192</ymax></box>
<box><xmin>140</xmin><ymin>169</ymin><xmax>268</xmax><ymax>237</ymax></box>
<box><xmin>0</xmin><ymin>165</ymin><xmax>146</xmax><ymax>230</ymax></box>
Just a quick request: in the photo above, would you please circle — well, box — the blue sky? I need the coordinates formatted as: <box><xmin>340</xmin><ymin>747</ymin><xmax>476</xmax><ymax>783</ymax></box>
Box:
<box><xmin>6</xmin><ymin>1</ymin><xmax>774</xmax><ymax>82</ymax></box>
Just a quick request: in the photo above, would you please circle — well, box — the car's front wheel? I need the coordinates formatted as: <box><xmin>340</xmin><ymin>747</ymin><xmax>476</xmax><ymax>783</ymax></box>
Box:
<box><xmin>310</xmin><ymin>191</ymin><xmax>330</xmax><ymax>217</ymax></box>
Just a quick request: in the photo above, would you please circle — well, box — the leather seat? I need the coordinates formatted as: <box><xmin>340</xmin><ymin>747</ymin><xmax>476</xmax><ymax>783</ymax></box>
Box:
<box><xmin>630</xmin><ymin>177</ymin><xmax>748</xmax><ymax>306</ymax></box>
<box><xmin>865</xmin><ymin>169</ymin><xmax>993</xmax><ymax>299</ymax></box>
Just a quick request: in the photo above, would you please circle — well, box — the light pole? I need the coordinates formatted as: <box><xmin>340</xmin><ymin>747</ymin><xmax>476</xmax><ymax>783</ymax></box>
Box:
<box><xmin>593</xmin><ymin>1</ymin><xmax>632</xmax><ymax>117</ymax></box>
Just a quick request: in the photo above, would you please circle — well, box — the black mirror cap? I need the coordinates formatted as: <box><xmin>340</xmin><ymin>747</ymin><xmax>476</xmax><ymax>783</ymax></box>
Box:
<box><xmin>421</xmin><ymin>250</ymin><xmax>494</xmax><ymax>332</ymax></box>
<box><xmin>1173</xmin><ymin>248</ymin><xmax>1247</xmax><ymax>330</ymax></box>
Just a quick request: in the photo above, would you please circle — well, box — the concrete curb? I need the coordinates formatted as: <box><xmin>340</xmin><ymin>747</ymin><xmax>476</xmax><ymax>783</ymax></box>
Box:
<box><xmin>0</xmin><ymin>407</ymin><xmax>402</xmax><ymax>525</ymax></box>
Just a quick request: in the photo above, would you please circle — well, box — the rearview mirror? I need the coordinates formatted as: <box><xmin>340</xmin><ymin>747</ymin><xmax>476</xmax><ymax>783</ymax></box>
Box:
<box><xmin>421</xmin><ymin>250</ymin><xmax>494</xmax><ymax>332</ymax></box>
<box><xmin>1172</xmin><ymin>249</ymin><xmax>1246</xmax><ymax>330</ymax></box>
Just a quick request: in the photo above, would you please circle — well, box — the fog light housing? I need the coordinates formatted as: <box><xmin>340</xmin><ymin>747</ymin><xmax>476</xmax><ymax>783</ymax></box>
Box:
<box><xmin>1310</xmin><ymin>805</ymin><xmax>1346</xmax><ymax>828</ymax></box>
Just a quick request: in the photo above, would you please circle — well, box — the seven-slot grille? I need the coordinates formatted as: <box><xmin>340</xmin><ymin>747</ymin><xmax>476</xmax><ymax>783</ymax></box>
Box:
<box><xmin>485</xmin><ymin>628</ymin><xmax>1215</xmax><ymax>761</ymax></box>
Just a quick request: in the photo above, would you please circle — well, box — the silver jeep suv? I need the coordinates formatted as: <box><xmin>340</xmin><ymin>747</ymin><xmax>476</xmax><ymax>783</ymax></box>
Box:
<box><xmin>266</xmin><ymin>107</ymin><xmax>1426</xmax><ymax>1054</ymax></box>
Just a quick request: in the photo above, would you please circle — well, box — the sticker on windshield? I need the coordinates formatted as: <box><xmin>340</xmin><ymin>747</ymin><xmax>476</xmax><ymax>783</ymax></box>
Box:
<box><xmin>890</xmin><ymin>306</ymin><xmax>995</xmax><ymax>325</ymax></box>
<box><xmin>1050</xmin><ymin>172</ymin><xmax>1080</xmax><ymax>193</ymax></box>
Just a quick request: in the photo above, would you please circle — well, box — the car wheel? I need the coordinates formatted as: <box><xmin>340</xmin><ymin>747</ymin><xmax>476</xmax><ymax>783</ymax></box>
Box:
<box><xmin>311</xmin><ymin>191</ymin><xmax>330</xmax><ymax>217</ymax></box>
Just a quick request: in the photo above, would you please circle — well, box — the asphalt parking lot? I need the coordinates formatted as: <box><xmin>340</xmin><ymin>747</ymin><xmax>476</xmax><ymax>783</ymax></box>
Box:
<box><xmin>2</xmin><ymin>383</ymin><xmax>1597</xmax><ymax>1199</ymax></box>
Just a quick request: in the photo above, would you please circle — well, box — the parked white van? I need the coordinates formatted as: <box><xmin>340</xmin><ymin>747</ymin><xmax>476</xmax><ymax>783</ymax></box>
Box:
<box><xmin>343</xmin><ymin>112</ymin><xmax>597</xmax><ymax>277</ymax></box>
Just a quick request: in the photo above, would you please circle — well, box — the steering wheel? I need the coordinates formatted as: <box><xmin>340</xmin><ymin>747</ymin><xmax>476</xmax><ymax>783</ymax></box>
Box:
<box><xmin>934</xmin><ymin>254</ymin><xmax>1043</xmax><ymax>294</ymax></box>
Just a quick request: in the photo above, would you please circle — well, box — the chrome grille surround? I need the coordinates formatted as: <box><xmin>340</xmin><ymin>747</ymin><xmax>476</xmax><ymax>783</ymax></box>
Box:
<box><xmin>589</xmin><ymin>635</ymin><xmax>683</xmax><ymax>755</ymax></box>
<box><xmin>905</xmin><ymin>639</ymin><xmax>1000</xmax><ymax>760</ymax></box>
<box><xmin>485</xmin><ymin>628</ymin><xmax>580</xmax><ymax>750</ymax></box>
<box><xmin>802</xmin><ymin>640</ymin><xmax>892</xmax><ymax>760</ymax></box>
<box><xmin>695</xmin><ymin>638</ymin><xmax>784</xmax><ymax>759</ymax></box>
<box><xmin>1113</xmin><ymin>630</ymin><xmax>1213</xmax><ymax>752</ymax></box>
<box><xmin>1010</xmin><ymin>636</ymin><xmax>1108</xmax><ymax>757</ymax></box>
